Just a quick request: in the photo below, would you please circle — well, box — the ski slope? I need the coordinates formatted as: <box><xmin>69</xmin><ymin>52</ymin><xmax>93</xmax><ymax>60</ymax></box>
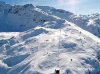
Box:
<box><xmin>0</xmin><ymin>1</ymin><xmax>100</xmax><ymax>74</ymax></box>
<box><xmin>66</xmin><ymin>21</ymin><xmax>100</xmax><ymax>43</ymax></box>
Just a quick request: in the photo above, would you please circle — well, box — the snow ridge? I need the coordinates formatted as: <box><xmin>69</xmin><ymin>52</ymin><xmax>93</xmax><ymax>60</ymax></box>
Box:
<box><xmin>0</xmin><ymin>1</ymin><xmax>100</xmax><ymax>74</ymax></box>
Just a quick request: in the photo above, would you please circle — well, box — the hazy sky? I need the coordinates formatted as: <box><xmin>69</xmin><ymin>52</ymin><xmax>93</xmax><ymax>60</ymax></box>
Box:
<box><xmin>0</xmin><ymin>0</ymin><xmax>100</xmax><ymax>15</ymax></box>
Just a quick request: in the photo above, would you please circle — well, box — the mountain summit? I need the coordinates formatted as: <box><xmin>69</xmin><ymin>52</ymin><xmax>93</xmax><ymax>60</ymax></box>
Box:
<box><xmin>0</xmin><ymin>1</ymin><xmax>100</xmax><ymax>37</ymax></box>
<box><xmin>0</xmin><ymin>1</ymin><xmax>100</xmax><ymax>74</ymax></box>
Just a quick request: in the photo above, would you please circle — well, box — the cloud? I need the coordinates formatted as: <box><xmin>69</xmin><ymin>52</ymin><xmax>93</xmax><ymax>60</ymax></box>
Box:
<box><xmin>58</xmin><ymin>0</ymin><xmax>64</xmax><ymax>3</ymax></box>
<box><xmin>68</xmin><ymin>0</ymin><xmax>79</xmax><ymax>7</ymax></box>
<box><xmin>56</xmin><ymin>0</ymin><xmax>80</xmax><ymax>8</ymax></box>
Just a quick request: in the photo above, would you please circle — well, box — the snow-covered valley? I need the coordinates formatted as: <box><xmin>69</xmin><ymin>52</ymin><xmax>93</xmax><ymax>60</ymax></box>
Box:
<box><xmin>0</xmin><ymin>1</ymin><xmax>100</xmax><ymax>74</ymax></box>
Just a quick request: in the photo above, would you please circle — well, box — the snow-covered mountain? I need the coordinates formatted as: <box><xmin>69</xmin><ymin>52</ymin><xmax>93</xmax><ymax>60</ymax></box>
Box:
<box><xmin>0</xmin><ymin>1</ymin><xmax>100</xmax><ymax>37</ymax></box>
<box><xmin>0</xmin><ymin>1</ymin><xmax>100</xmax><ymax>74</ymax></box>
<box><xmin>38</xmin><ymin>6</ymin><xmax>100</xmax><ymax>38</ymax></box>
<box><xmin>0</xmin><ymin>1</ymin><xmax>65</xmax><ymax>32</ymax></box>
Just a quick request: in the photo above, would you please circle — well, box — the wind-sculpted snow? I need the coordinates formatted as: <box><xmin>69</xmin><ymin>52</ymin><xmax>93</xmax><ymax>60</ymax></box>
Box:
<box><xmin>3</xmin><ymin>54</ymin><xmax>30</xmax><ymax>67</ymax></box>
<box><xmin>0</xmin><ymin>22</ymin><xmax>100</xmax><ymax>74</ymax></box>
<box><xmin>0</xmin><ymin>1</ymin><xmax>65</xmax><ymax>32</ymax></box>
<box><xmin>38</xmin><ymin>6</ymin><xmax>100</xmax><ymax>38</ymax></box>
<box><xmin>20</xmin><ymin>28</ymin><xmax>48</xmax><ymax>40</ymax></box>
<box><xmin>0</xmin><ymin>1</ymin><xmax>100</xmax><ymax>74</ymax></box>
<box><xmin>0</xmin><ymin>1</ymin><xmax>100</xmax><ymax>38</ymax></box>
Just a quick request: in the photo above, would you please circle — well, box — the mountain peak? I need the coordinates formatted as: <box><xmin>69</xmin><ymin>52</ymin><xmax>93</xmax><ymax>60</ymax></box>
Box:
<box><xmin>0</xmin><ymin>1</ymin><xmax>100</xmax><ymax>74</ymax></box>
<box><xmin>23</xmin><ymin>4</ymin><xmax>36</xmax><ymax>9</ymax></box>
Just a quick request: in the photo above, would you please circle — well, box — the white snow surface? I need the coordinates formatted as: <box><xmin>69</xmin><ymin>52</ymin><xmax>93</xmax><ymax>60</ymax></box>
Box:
<box><xmin>0</xmin><ymin>1</ymin><xmax>100</xmax><ymax>74</ymax></box>
<box><xmin>0</xmin><ymin>32</ymin><xmax>19</xmax><ymax>40</ymax></box>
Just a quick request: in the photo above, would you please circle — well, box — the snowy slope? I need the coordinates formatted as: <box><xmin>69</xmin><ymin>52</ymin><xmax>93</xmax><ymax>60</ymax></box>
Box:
<box><xmin>69</xmin><ymin>14</ymin><xmax>100</xmax><ymax>38</ymax></box>
<box><xmin>0</xmin><ymin>21</ymin><xmax>100</xmax><ymax>74</ymax></box>
<box><xmin>38</xmin><ymin>6</ymin><xmax>100</xmax><ymax>38</ymax></box>
<box><xmin>0</xmin><ymin>1</ymin><xmax>100</xmax><ymax>74</ymax></box>
<box><xmin>0</xmin><ymin>1</ymin><xmax>65</xmax><ymax>32</ymax></box>
<box><xmin>0</xmin><ymin>1</ymin><xmax>100</xmax><ymax>37</ymax></box>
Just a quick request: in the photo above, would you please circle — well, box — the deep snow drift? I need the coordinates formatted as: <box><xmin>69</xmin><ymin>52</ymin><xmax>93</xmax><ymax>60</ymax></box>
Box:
<box><xmin>0</xmin><ymin>1</ymin><xmax>100</xmax><ymax>74</ymax></box>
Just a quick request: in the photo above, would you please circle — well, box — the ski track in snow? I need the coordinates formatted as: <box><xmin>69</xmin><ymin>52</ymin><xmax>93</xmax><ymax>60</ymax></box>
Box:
<box><xmin>0</xmin><ymin>1</ymin><xmax>100</xmax><ymax>74</ymax></box>
<box><xmin>66</xmin><ymin>21</ymin><xmax>100</xmax><ymax>43</ymax></box>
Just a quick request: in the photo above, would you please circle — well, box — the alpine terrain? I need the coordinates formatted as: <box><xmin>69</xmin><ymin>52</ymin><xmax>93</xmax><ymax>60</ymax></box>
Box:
<box><xmin>0</xmin><ymin>1</ymin><xmax>100</xmax><ymax>74</ymax></box>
